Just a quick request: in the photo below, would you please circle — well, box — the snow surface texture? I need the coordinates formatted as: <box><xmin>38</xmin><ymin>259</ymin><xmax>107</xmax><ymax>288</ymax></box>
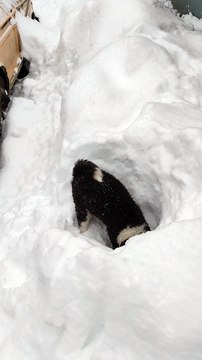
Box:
<box><xmin>0</xmin><ymin>0</ymin><xmax>202</xmax><ymax>359</ymax></box>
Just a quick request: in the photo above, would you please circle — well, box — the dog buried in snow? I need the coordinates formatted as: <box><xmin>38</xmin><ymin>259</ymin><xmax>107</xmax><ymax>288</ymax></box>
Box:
<box><xmin>72</xmin><ymin>159</ymin><xmax>150</xmax><ymax>249</ymax></box>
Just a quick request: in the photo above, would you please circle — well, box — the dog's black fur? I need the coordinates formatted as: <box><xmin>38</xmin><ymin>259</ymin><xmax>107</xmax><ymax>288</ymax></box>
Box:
<box><xmin>72</xmin><ymin>159</ymin><xmax>150</xmax><ymax>249</ymax></box>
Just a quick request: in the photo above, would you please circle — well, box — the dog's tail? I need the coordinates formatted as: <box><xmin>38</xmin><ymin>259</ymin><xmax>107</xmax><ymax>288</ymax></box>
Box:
<box><xmin>72</xmin><ymin>159</ymin><xmax>97</xmax><ymax>179</ymax></box>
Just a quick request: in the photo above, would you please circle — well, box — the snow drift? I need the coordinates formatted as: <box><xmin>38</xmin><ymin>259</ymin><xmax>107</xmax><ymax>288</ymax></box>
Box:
<box><xmin>0</xmin><ymin>0</ymin><xmax>202</xmax><ymax>359</ymax></box>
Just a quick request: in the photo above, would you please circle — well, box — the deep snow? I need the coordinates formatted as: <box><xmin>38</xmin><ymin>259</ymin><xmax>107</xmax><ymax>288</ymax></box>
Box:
<box><xmin>0</xmin><ymin>0</ymin><xmax>202</xmax><ymax>359</ymax></box>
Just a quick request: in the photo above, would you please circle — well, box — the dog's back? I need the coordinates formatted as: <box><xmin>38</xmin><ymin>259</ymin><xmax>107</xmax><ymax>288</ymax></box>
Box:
<box><xmin>72</xmin><ymin>159</ymin><xmax>150</xmax><ymax>248</ymax></box>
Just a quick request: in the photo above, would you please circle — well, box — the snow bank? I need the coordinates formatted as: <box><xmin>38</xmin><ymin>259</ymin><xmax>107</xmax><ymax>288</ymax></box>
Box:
<box><xmin>0</xmin><ymin>0</ymin><xmax>202</xmax><ymax>359</ymax></box>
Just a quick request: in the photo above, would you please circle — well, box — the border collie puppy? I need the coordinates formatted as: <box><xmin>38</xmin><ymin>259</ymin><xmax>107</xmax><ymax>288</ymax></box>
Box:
<box><xmin>72</xmin><ymin>159</ymin><xmax>150</xmax><ymax>249</ymax></box>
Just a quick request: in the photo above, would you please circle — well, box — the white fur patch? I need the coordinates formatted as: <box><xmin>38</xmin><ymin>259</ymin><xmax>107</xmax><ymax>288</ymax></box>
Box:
<box><xmin>80</xmin><ymin>211</ymin><xmax>92</xmax><ymax>233</ymax></box>
<box><xmin>93</xmin><ymin>167</ymin><xmax>103</xmax><ymax>183</ymax></box>
<box><xmin>117</xmin><ymin>224</ymin><xmax>145</xmax><ymax>246</ymax></box>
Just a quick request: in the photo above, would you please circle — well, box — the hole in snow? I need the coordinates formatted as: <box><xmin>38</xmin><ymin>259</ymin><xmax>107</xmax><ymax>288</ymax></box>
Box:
<box><xmin>69</xmin><ymin>140</ymin><xmax>162</xmax><ymax>248</ymax></box>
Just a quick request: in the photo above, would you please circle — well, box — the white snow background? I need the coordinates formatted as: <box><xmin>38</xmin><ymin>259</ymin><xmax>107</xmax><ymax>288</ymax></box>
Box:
<box><xmin>0</xmin><ymin>0</ymin><xmax>202</xmax><ymax>359</ymax></box>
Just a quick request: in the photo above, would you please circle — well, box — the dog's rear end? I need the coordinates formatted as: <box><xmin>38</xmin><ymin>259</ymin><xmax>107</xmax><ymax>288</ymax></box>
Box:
<box><xmin>72</xmin><ymin>159</ymin><xmax>150</xmax><ymax>249</ymax></box>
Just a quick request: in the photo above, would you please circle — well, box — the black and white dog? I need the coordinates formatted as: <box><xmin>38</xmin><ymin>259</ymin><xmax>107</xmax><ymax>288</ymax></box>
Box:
<box><xmin>72</xmin><ymin>159</ymin><xmax>150</xmax><ymax>249</ymax></box>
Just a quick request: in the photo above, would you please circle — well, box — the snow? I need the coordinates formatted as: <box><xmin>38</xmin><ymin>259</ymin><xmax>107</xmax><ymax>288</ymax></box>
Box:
<box><xmin>182</xmin><ymin>13</ymin><xmax>202</xmax><ymax>31</ymax></box>
<box><xmin>0</xmin><ymin>0</ymin><xmax>202</xmax><ymax>359</ymax></box>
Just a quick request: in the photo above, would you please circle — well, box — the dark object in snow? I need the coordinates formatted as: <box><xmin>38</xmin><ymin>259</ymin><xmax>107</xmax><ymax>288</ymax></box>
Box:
<box><xmin>0</xmin><ymin>66</ymin><xmax>10</xmax><ymax>141</ymax></box>
<box><xmin>17</xmin><ymin>57</ymin><xmax>30</xmax><ymax>80</ymax></box>
<box><xmin>0</xmin><ymin>89</ymin><xmax>10</xmax><ymax>111</ymax></box>
<box><xmin>72</xmin><ymin>159</ymin><xmax>150</xmax><ymax>249</ymax></box>
<box><xmin>0</xmin><ymin>66</ymin><xmax>9</xmax><ymax>93</ymax></box>
<box><xmin>0</xmin><ymin>89</ymin><xmax>10</xmax><ymax>141</ymax></box>
<box><xmin>31</xmin><ymin>12</ymin><xmax>40</xmax><ymax>22</ymax></box>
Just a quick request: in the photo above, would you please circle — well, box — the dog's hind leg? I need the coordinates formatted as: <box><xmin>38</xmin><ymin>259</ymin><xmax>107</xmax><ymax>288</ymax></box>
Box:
<box><xmin>80</xmin><ymin>210</ymin><xmax>92</xmax><ymax>233</ymax></box>
<box><xmin>75</xmin><ymin>205</ymin><xmax>92</xmax><ymax>233</ymax></box>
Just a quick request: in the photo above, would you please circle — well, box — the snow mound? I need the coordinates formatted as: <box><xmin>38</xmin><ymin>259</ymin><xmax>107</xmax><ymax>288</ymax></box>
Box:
<box><xmin>0</xmin><ymin>0</ymin><xmax>202</xmax><ymax>359</ymax></box>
